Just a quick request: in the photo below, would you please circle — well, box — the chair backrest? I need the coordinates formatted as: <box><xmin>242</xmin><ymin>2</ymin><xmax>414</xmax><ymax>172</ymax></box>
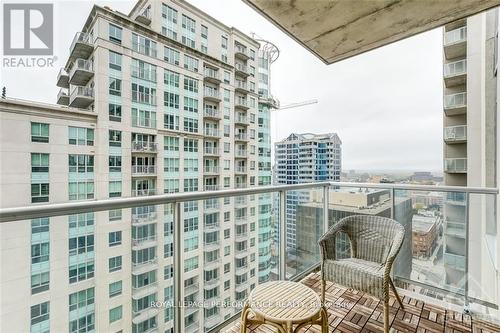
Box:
<box><xmin>340</xmin><ymin>215</ymin><xmax>405</xmax><ymax>264</ymax></box>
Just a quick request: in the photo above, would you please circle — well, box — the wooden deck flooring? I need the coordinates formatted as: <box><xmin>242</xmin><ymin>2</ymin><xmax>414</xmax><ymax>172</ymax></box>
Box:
<box><xmin>224</xmin><ymin>273</ymin><xmax>500</xmax><ymax>333</ymax></box>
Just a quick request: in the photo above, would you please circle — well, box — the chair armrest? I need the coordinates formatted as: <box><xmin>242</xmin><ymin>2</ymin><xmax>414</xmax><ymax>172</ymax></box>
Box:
<box><xmin>318</xmin><ymin>219</ymin><xmax>348</xmax><ymax>261</ymax></box>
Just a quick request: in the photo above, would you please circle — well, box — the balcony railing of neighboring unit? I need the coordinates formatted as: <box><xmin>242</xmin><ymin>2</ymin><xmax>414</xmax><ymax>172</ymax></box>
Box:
<box><xmin>132</xmin><ymin>189</ymin><xmax>156</xmax><ymax>196</ymax></box>
<box><xmin>1</xmin><ymin>182</ymin><xmax>498</xmax><ymax>333</ymax></box>
<box><xmin>131</xmin><ymin>165</ymin><xmax>157</xmax><ymax>175</ymax></box>
<box><xmin>71</xmin><ymin>58</ymin><xmax>93</xmax><ymax>74</ymax></box>
<box><xmin>235</xmin><ymin>44</ymin><xmax>249</xmax><ymax>58</ymax></box>
<box><xmin>132</xmin><ymin>234</ymin><xmax>157</xmax><ymax>247</ymax></box>
<box><xmin>444</xmin><ymin>158</ymin><xmax>467</xmax><ymax>173</ymax></box>
<box><xmin>131</xmin><ymin>66</ymin><xmax>157</xmax><ymax>82</ymax></box>
<box><xmin>235</xmin><ymin>98</ymin><xmax>248</xmax><ymax>108</ymax></box>
<box><xmin>444</xmin><ymin>26</ymin><xmax>467</xmax><ymax>46</ymax></box>
<box><xmin>203</xmin><ymin>147</ymin><xmax>219</xmax><ymax>155</ymax></box>
<box><xmin>235</xmin><ymin>63</ymin><xmax>249</xmax><ymax>75</ymax></box>
<box><xmin>203</xmin><ymin>166</ymin><xmax>219</xmax><ymax>174</ymax></box>
<box><xmin>444</xmin><ymin>125</ymin><xmax>467</xmax><ymax>142</ymax></box>
<box><xmin>204</xmin><ymin>67</ymin><xmax>220</xmax><ymax>81</ymax></box>
<box><xmin>235</xmin><ymin>116</ymin><xmax>249</xmax><ymax>125</ymax></box>
<box><xmin>132</xmin><ymin>141</ymin><xmax>157</xmax><ymax>152</ymax></box>
<box><xmin>204</xmin><ymin>87</ymin><xmax>221</xmax><ymax>100</ymax></box>
<box><xmin>203</xmin><ymin>109</ymin><xmax>220</xmax><ymax>119</ymax></box>
<box><xmin>204</xmin><ymin>185</ymin><xmax>219</xmax><ymax>191</ymax></box>
<box><xmin>444</xmin><ymin>59</ymin><xmax>467</xmax><ymax>77</ymax></box>
<box><xmin>235</xmin><ymin>150</ymin><xmax>247</xmax><ymax>157</ymax></box>
<box><xmin>234</xmin><ymin>133</ymin><xmax>248</xmax><ymax>141</ymax></box>
<box><xmin>204</xmin><ymin>128</ymin><xmax>220</xmax><ymax>137</ymax></box>
<box><xmin>235</xmin><ymin>80</ymin><xmax>248</xmax><ymax>91</ymax></box>
<box><xmin>70</xmin><ymin>32</ymin><xmax>93</xmax><ymax>54</ymax></box>
<box><xmin>136</xmin><ymin>7</ymin><xmax>152</xmax><ymax>25</ymax></box>
<box><xmin>444</xmin><ymin>92</ymin><xmax>467</xmax><ymax>109</ymax></box>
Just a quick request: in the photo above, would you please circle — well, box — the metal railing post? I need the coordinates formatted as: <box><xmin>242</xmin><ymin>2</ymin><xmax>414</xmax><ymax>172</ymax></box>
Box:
<box><xmin>323</xmin><ymin>185</ymin><xmax>329</xmax><ymax>234</ymax></box>
<box><xmin>279</xmin><ymin>190</ymin><xmax>286</xmax><ymax>280</ymax></box>
<box><xmin>464</xmin><ymin>192</ymin><xmax>470</xmax><ymax>314</ymax></box>
<box><xmin>173</xmin><ymin>202</ymin><xmax>182</xmax><ymax>332</ymax></box>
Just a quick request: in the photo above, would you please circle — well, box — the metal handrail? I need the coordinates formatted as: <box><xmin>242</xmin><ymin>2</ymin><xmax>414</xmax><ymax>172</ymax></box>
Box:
<box><xmin>0</xmin><ymin>181</ymin><xmax>496</xmax><ymax>222</ymax></box>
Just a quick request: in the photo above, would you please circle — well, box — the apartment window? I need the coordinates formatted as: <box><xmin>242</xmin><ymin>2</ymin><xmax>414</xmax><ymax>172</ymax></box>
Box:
<box><xmin>132</xmin><ymin>33</ymin><xmax>157</xmax><ymax>57</ymax></box>
<box><xmin>109</xmin><ymin>24</ymin><xmax>122</xmax><ymax>44</ymax></box>
<box><xmin>164</xmin><ymin>136</ymin><xmax>179</xmax><ymax>151</ymax></box>
<box><xmin>164</xmin><ymin>158</ymin><xmax>179</xmax><ymax>172</ymax></box>
<box><xmin>183</xmin><ymin>76</ymin><xmax>198</xmax><ymax>93</ymax></box>
<box><xmin>31</xmin><ymin>242</ymin><xmax>49</xmax><ymax>264</ymax></box>
<box><xmin>164</xmin><ymin>91</ymin><xmax>179</xmax><ymax>109</ymax></box>
<box><xmin>224</xmin><ymin>177</ymin><xmax>230</xmax><ymax>188</ymax></box>
<box><xmin>109</xmin><ymin>104</ymin><xmax>122</xmax><ymax>121</ymax></box>
<box><xmin>109</xmin><ymin>231</ymin><xmax>122</xmax><ymax>246</ymax></box>
<box><xmin>183</xmin><ymin>117</ymin><xmax>198</xmax><ymax>133</ymax></box>
<box><xmin>224</xmin><ymin>229</ymin><xmax>230</xmax><ymax>239</ymax></box>
<box><xmin>31</xmin><ymin>122</ymin><xmax>49</xmax><ymax>143</ymax></box>
<box><xmin>109</xmin><ymin>51</ymin><xmax>122</xmax><ymax>70</ymax></box>
<box><xmin>164</xmin><ymin>243</ymin><xmax>173</xmax><ymax>258</ymax></box>
<box><xmin>108</xmin><ymin>77</ymin><xmax>122</xmax><ymax>96</ymax></box>
<box><xmin>164</xmin><ymin>113</ymin><xmax>179</xmax><ymax>131</ymax></box>
<box><xmin>224</xmin><ymin>124</ymin><xmax>230</xmax><ymax>137</ymax></box>
<box><xmin>69</xmin><ymin>154</ymin><xmax>94</xmax><ymax>173</ymax></box>
<box><xmin>224</xmin><ymin>142</ymin><xmax>230</xmax><ymax>153</ymax></box>
<box><xmin>69</xmin><ymin>261</ymin><xmax>94</xmax><ymax>283</ymax></box>
<box><xmin>69</xmin><ymin>181</ymin><xmax>94</xmax><ymax>200</ymax></box>
<box><xmin>69</xmin><ymin>235</ymin><xmax>94</xmax><ymax>256</ymax></box>
<box><xmin>68</xmin><ymin>127</ymin><xmax>94</xmax><ymax>146</ymax></box>
<box><xmin>181</xmin><ymin>14</ymin><xmax>196</xmax><ymax>48</ymax></box>
<box><xmin>184</xmin><ymin>235</ymin><xmax>198</xmax><ymax>252</ymax></box>
<box><xmin>250</xmin><ymin>81</ymin><xmax>255</xmax><ymax>93</ymax></box>
<box><xmin>249</xmin><ymin>66</ymin><xmax>255</xmax><ymax>77</ymax></box>
<box><xmin>69</xmin><ymin>287</ymin><xmax>94</xmax><ymax>312</ymax></box>
<box><xmin>31</xmin><ymin>301</ymin><xmax>50</xmax><ymax>326</ymax></box>
<box><xmin>108</xmin><ymin>130</ymin><xmax>121</xmax><ymax>147</ymax></box>
<box><xmin>223</xmin><ymin>89</ymin><xmax>230</xmax><ymax>102</ymax></box>
<box><xmin>223</xmin><ymin>160</ymin><xmax>230</xmax><ymax>170</ymax></box>
<box><xmin>164</xmin><ymin>46</ymin><xmax>180</xmax><ymax>65</ymax></box>
<box><xmin>109</xmin><ymin>281</ymin><xmax>122</xmax><ymax>297</ymax></box>
<box><xmin>31</xmin><ymin>271</ymin><xmax>49</xmax><ymax>294</ymax></box>
<box><xmin>184</xmin><ymin>158</ymin><xmax>198</xmax><ymax>172</ymax></box>
<box><xmin>164</xmin><ymin>179</ymin><xmax>179</xmax><ymax>194</ymax></box>
<box><xmin>184</xmin><ymin>138</ymin><xmax>198</xmax><ymax>152</ymax></box>
<box><xmin>164</xmin><ymin>70</ymin><xmax>179</xmax><ymax>88</ymax></box>
<box><xmin>221</xmin><ymin>36</ymin><xmax>227</xmax><ymax>49</ymax></box>
<box><xmin>31</xmin><ymin>153</ymin><xmax>49</xmax><ymax>173</ymax></box>
<box><xmin>109</xmin><ymin>181</ymin><xmax>121</xmax><ymax>198</ymax></box>
<box><xmin>183</xmin><ymin>97</ymin><xmax>198</xmax><ymax>113</ymax></box>
<box><xmin>109</xmin><ymin>256</ymin><xmax>122</xmax><ymax>272</ymax></box>
<box><xmin>183</xmin><ymin>55</ymin><xmax>198</xmax><ymax>72</ymax></box>
<box><xmin>223</xmin><ymin>71</ymin><xmax>230</xmax><ymax>84</ymax></box>
<box><xmin>201</xmin><ymin>25</ymin><xmax>208</xmax><ymax>53</ymax></box>
<box><xmin>162</xmin><ymin>4</ymin><xmax>178</xmax><ymax>40</ymax></box>
<box><xmin>31</xmin><ymin>218</ymin><xmax>49</xmax><ymax>234</ymax></box>
<box><xmin>109</xmin><ymin>306</ymin><xmax>122</xmax><ymax>323</ymax></box>
<box><xmin>184</xmin><ymin>257</ymin><xmax>198</xmax><ymax>272</ymax></box>
<box><xmin>250</xmin><ymin>49</ymin><xmax>255</xmax><ymax>60</ymax></box>
<box><xmin>109</xmin><ymin>209</ymin><xmax>122</xmax><ymax>221</ymax></box>
<box><xmin>132</xmin><ymin>108</ymin><xmax>156</xmax><ymax>128</ymax></box>
<box><xmin>183</xmin><ymin>178</ymin><xmax>198</xmax><ymax>192</ymax></box>
<box><xmin>164</xmin><ymin>265</ymin><xmax>173</xmax><ymax>279</ymax></box>
<box><xmin>224</xmin><ymin>245</ymin><xmax>230</xmax><ymax>256</ymax></box>
<box><xmin>224</xmin><ymin>211</ymin><xmax>230</xmax><ymax>222</ymax></box>
<box><xmin>31</xmin><ymin>183</ymin><xmax>49</xmax><ymax>203</ymax></box>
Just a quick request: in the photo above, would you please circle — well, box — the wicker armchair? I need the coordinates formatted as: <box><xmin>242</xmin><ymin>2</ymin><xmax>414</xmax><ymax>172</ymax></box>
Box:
<box><xmin>318</xmin><ymin>215</ymin><xmax>405</xmax><ymax>333</ymax></box>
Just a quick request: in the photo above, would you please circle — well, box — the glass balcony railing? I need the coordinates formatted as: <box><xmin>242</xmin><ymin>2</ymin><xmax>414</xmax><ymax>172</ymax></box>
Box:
<box><xmin>444</xmin><ymin>59</ymin><xmax>467</xmax><ymax>77</ymax></box>
<box><xmin>444</xmin><ymin>157</ymin><xmax>467</xmax><ymax>173</ymax></box>
<box><xmin>444</xmin><ymin>92</ymin><xmax>467</xmax><ymax>109</ymax></box>
<box><xmin>444</xmin><ymin>26</ymin><xmax>467</xmax><ymax>46</ymax></box>
<box><xmin>444</xmin><ymin>125</ymin><xmax>467</xmax><ymax>142</ymax></box>
<box><xmin>0</xmin><ymin>181</ymin><xmax>498</xmax><ymax>333</ymax></box>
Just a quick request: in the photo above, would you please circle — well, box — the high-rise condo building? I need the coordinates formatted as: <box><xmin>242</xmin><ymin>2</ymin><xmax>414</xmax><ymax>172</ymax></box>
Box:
<box><xmin>0</xmin><ymin>0</ymin><xmax>278</xmax><ymax>332</ymax></box>
<box><xmin>274</xmin><ymin>133</ymin><xmax>342</xmax><ymax>250</ymax></box>
<box><xmin>442</xmin><ymin>8</ymin><xmax>499</xmax><ymax>305</ymax></box>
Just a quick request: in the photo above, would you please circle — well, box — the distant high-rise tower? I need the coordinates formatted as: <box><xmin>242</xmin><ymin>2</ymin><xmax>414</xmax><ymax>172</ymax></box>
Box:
<box><xmin>274</xmin><ymin>133</ymin><xmax>341</xmax><ymax>250</ymax></box>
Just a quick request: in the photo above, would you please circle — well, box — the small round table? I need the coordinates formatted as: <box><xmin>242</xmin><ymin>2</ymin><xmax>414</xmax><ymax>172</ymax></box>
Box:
<box><xmin>240</xmin><ymin>280</ymin><xmax>328</xmax><ymax>333</ymax></box>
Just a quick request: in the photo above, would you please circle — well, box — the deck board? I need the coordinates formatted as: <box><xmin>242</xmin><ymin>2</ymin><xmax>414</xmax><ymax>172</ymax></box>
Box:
<box><xmin>224</xmin><ymin>273</ymin><xmax>500</xmax><ymax>333</ymax></box>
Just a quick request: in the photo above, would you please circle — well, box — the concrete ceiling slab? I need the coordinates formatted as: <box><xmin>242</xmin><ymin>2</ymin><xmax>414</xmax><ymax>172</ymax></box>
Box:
<box><xmin>243</xmin><ymin>0</ymin><xmax>500</xmax><ymax>64</ymax></box>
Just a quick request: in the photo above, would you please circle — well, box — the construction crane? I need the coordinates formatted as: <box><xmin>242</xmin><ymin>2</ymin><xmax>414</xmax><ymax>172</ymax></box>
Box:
<box><xmin>273</xmin><ymin>99</ymin><xmax>318</xmax><ymax>111</ymax></box>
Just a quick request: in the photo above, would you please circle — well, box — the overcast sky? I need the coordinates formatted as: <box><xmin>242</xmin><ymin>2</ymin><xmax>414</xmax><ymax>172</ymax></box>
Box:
<box><xmin>1</xmin><ymin>0</ymin><xmax>444</xmax><ymax>172</ymax></box>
